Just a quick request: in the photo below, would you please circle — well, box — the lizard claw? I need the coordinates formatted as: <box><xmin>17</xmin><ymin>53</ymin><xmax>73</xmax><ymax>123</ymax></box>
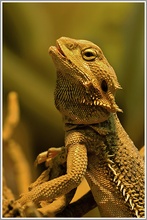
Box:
<box><xmin>47</xmin><ymin>147</ymin><xmax>63</xmax><ymax>159</ymax></box>
<box><xmin>34</xmin><ymin>147</ymin><xmax>67</xmax><ymax>167</ymax></box>
<box><xmin>45</xmin><ymin>147</ymin><xmax>67</xmax><ymax>167</ymax></box>
<box><xmin>34</xmin><ymin>151</ymin><xmax>48</xmax><ymax>167</ymax></box>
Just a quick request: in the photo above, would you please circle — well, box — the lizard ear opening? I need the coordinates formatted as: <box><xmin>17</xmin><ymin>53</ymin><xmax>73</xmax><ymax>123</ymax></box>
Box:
<box><xmin>101</xmin><ymin>80</ymin><xmax>108</xmax><ymax>92</ymax></box>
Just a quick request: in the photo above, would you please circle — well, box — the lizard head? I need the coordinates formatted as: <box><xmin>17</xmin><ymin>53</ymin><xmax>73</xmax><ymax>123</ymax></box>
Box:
<box><xmin>49</xmin><ymin>37</ymin><xmax>122</xmax><ymax>124</ymax></box>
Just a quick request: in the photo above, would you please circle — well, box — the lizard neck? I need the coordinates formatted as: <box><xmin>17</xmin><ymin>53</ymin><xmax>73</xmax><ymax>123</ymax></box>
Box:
<box><xmin>64</xmin><ymin>113</ymin><xmax>118</xmax><ymax>136</ymax></box>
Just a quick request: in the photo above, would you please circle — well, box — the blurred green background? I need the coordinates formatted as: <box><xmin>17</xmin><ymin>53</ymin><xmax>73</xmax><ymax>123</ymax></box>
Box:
<box><xmin>3</xmin><ymin>2</ymin><xmax>144</xmax><ymax>183</ymax></box>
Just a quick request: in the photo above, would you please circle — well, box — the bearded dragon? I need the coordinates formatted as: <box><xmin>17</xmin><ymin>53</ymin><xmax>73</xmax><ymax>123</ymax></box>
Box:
<box><xmin>17</xmin><ymin>37</ymin><xmax>144</xmax><ymax>217</ymax></box>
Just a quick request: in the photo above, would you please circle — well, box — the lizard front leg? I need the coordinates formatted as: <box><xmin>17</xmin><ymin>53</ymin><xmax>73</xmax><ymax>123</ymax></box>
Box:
<box><xmin>16</xmin><ymin>144</ymin><xmax>87</xmax><ymax>206</ymax></box>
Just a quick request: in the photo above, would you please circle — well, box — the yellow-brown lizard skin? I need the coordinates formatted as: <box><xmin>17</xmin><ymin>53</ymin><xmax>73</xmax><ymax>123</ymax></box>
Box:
<box><xmin>17</xmin><ymin>37</ymin><xmax>144</xmax><ymax>217</ymax></box>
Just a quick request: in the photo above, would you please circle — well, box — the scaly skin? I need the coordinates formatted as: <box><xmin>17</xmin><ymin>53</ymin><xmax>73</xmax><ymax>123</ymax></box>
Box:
<box><xmin>17</xmin><ymin>37</ymin><xmax>144</xmax><ymax>217</ymax></box>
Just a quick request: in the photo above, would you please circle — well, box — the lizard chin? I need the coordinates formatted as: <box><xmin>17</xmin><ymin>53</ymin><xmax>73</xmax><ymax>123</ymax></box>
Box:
<box><xmin>55</xmin><ymin>98</ymin><xmax>111</xmax><ymax>124</ymax></box>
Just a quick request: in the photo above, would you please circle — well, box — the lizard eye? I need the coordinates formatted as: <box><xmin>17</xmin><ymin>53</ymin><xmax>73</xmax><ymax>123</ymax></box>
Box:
<box><xmin>101</xmin><ymin>80</ymin><xmax>108</xmax><ymax>92</ymax></box>
<box><xmin>82</xmin><ymin>48</ymin><xmax>97</xmax><ymax>61</ymax></box>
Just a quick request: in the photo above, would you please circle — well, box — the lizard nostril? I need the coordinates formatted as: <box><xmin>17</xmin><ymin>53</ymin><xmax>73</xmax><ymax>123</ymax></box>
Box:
<box><xmin>67</xmin><ymin>43</ymin><xmax>75</xmax><ymax>50</ymax></box>
<box><xmin>101</xmin><ymin>80</ymin><xmax>108</xmax><ymax>92</ymax></box>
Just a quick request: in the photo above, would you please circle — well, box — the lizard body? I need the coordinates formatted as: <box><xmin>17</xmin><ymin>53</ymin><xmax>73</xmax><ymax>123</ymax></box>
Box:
<box><xmin>17</xmin><ymin>37</ymin><xmax>144</xmax><ymax>217</ymax></box>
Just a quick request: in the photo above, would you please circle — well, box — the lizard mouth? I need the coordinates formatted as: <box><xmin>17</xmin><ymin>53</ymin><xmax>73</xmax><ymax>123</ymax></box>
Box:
<box><xmin>56</xmin><ymin>42</ymin><xmax>66</xmax><ymax>57</ymax></box>
<box><xmin>48</xmin><ymin>42</ymin><xmax>66</xmax><ymax>59</ymax></box>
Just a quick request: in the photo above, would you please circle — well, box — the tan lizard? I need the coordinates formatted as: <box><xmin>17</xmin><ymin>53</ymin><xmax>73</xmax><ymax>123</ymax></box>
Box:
<box><xmin>16</xmin><ymin>37</ymin><xmax>144</xmax><ymax>217</ymax></box>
